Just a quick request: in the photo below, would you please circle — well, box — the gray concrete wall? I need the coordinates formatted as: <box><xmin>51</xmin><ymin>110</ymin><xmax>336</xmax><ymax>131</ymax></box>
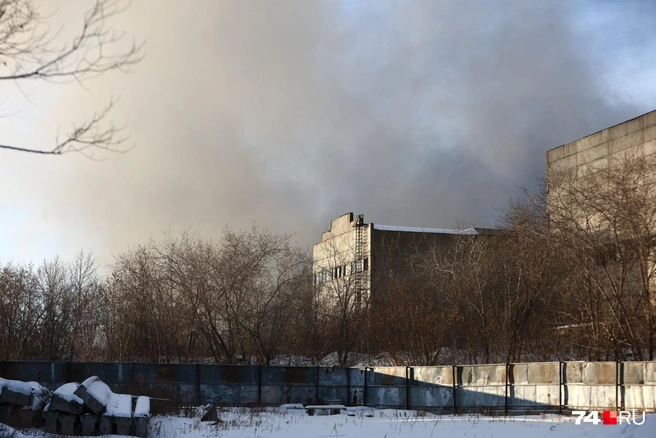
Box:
<box><xmin>1</xmin><ymin>361</ymin><xmax>654</xmax><ymax>412</ymax></box>
<box><xmin>547</xmin><ymin>110</ymin><xmax>656</xmax><ymax>178</ymax></box>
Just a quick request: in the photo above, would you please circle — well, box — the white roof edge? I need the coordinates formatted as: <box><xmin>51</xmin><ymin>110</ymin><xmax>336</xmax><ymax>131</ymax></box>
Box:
<box><xmin>373</xmin><ymin>224</ymin><xmax>478</xmax><ymax>235</ymax></box>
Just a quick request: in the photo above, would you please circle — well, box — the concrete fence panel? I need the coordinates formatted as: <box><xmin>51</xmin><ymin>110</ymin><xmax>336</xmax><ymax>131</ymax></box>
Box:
<box><xmin>509</xmin><ymin>362</ymin><xmax>559</xmax><ymax>410</ymax></box>
<box><xmin>409</xmin><ymin>366</ymin><xmax>453</xmax><ymax>410</ymax></box>
<box><xmin>2</xmin><ymin>360</ymin><xmax>655</xmax><ymax>412</ymax></box>
<box><xmin>457</xmin><ymin>365</ymin><xmax>506</xmax><ymax>409</ymax></box>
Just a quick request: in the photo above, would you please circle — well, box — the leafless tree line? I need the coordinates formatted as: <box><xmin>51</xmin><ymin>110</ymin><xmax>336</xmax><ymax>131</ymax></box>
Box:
<box><xmin>373</xmin><ymin>152</ymin><xmax>656</xmax><ymax>364</ymax></box>
<box><xmin>0</xmin><ymin>228</ymin><xmax>315</xmax><ymax>364</ymax></box>
<box><xmin>2</xmin><ymin>154</ymin><xmax>656</xmax><ymax>364</ymax></box>
<box><xmin>0</xmin><ymin>252</ymin><xmax>108</xmax><ymax>361</ymax></box>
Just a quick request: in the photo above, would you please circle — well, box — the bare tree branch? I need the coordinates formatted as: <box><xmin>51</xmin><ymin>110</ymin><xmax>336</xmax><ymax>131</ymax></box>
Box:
<box><xmin>0</xmin><ymin>0</ymin><xmax>143</xmax><ymax>155</ymax></box>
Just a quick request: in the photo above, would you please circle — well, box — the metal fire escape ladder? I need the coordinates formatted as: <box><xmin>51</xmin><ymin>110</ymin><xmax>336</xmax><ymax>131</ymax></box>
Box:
<box><xmin>353</xmin><ymin>214</ymin><xmax>367</xmax><ymax>303</ymax></box>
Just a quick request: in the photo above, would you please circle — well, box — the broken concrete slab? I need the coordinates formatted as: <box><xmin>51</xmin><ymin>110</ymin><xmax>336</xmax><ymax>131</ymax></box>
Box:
<box><xmin>13</xmin><ymin>407</ymin><xmax>43</xmax><ymax>429</ymax></box>
<box><xmin>50</xmin><ymin>382</ymin><xmax>84</xmax><ymax>415</ymax></box>
<box><xmin>43</xmin><ymin>409</ymin><xmax>59</xmax><ymax>434</ymax></box>
<box><xmin>134</xmin><ymin>416</ymin><xmax>149</xmax><ymax>438</ymax></box>
<box><xmin>98</xmin><ymin>415</ymin><xmax>113</xmax><ymax>435</ymax></box>
<box><xmin>115</xmin><ymin>416</ymin><xmax>132</xmax><ymax>435</ymax></box>
<box><xmin>0</xmin><ymin>404</ymin><xmax>20</xmax><ymax>425</ymax></box>
<box><xmin>134</xmin><ymin>396</ymin><xmax>150</xmax><ymax>418</ymax></box>
<box><xmin>58</xmin><ymin>413</ymin><xmax>78</xmax><ymax>436</ymax></box>
<box><xmin>74</xmin><ymin>376</ymin><xmax>112</xmax><ymax>415</ymax></box>
<box><xmin>81</xmin><ymin>414</ymin><xmax>98</xmax><ymax>436</ymax></box>
<box><xmin>104</xmin><ymin>392</ymin><xmax>132</xmax><ymax>417</ymax></box>
<box><xmin>0</xmin><ymin>378</ymin><xmax>32</xmax><ymax>407</ymax></box>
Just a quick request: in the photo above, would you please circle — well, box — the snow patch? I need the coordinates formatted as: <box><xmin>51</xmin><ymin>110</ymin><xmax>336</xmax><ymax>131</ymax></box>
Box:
<box><xmin>145</xmin><ymin>409</ymin><xmax>656</xmax><ymax>438</ymax></box>
<box><xmin>0</xmin><ymin>378</ymin><xmax>31</xmax><ymax>397</ymax></box>
<box><xmin>104</xmin><ymin>393</ymin><xmax>133</xmax><ymax>418</ymax></box>
<box><xmin>373</xmin><ymin>224</ymin><xmax>478</xmax><ymax>235</ymax></box>
<box><xmin>134</xmin><ymin>396</ymin><xmax>150</xmax><ymax>418</ymax></box>
<box><xmin>0</xmin><ymin>422</ymin><xmax>29</xmax><ymax>438</ymax></box>
<box><xmin>53</xmin><ymin>382</ymin><xmax>83</xmax><ymax>404</ymax></box>
<box><xmin>80</xmin><ymin>376</ymin><xmax>112</xmax><ymax>406</ymax></box>
<box><xmin>27</xmin><ymin>381</ymin><xmax>50</xmax><ymax>410</ymax></box>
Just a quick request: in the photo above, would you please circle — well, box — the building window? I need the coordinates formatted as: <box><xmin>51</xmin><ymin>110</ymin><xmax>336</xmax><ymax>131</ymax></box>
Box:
<box><xmin>315</xmin><ymin>269</ymin><xmax>335</xmax><ymax>285</ymax></box>
<box><xmin>316</xmin><ymin>264</ymin><xmax>354</xmax><ymax>284</ymax></box>
<box><xmin>352</xmin><ymin>259</ymin><xmax>368</xmax><ymax>273</ymax></box>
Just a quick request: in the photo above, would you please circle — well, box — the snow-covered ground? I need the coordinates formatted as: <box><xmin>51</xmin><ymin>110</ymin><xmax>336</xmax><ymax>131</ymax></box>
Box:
<box><xmin>3</xmin><ymin>408</ymin><xmax>654</xmax><ymax>438</ymax></box>
<box><xmin>148</xmin><ymin>409</ymin><xmax>654</xmax><ymax>438</ymax></box>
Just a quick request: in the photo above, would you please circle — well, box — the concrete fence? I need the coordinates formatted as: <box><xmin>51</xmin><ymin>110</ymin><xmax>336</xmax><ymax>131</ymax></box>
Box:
<box><xmin>1</xmin><ymin>361</ymin><xmax>655</xmax><ymax>413</ymax></box>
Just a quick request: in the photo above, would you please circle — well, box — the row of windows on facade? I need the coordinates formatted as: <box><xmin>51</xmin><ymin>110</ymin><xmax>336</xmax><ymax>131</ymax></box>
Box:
<box><xmin>314</xmin><ymin>258</ymin><xmax>369</xmax><ymax>285</ymax></box>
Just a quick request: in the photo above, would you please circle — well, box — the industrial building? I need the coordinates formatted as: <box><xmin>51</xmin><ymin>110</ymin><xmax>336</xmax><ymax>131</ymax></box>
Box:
<box><xmin>546</xmin><ymin>109</ymin><xmax>656</xmax><ymax>314</ymax></box>
<box><xmin>313</xmin><ymin>111</ymin><xmax>656</xmax><ymax>309</ymax></box>
<box><xmin>546</xmin><ymin>109</ymin><xmax>656</xmax><ymax>229</ymax></box>
<box><xmin>547</xmin><ymin>110</ymin><xmax>656</xmax><ymax>182</ymax></box>
<box><xmin>312</xmin><ymin>212</ymin><xmax>493</xmax><ymax>305</ymax></box>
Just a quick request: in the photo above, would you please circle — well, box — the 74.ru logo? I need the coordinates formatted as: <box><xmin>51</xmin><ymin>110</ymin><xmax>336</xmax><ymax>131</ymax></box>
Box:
<box><xmin>572</xmin><ymin>410</ymin><xmax>646</xmax><ymax>425</ymax></box>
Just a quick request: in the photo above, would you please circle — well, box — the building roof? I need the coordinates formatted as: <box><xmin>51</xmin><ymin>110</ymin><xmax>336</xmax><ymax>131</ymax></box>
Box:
<box><xmin>373</xmin><ymin>224</ymin><xmax>478</xmax><ymax>235</ymax></box>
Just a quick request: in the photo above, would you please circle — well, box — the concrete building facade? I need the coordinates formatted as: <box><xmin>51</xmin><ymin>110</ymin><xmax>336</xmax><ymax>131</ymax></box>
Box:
<box><xmin>545</xmin><ymin>109</ymin><xmax>656</xmax><ymax>313</ymax></box>
<box><xmin>545</xmin><ymin>109</ymin><xmax>656</xmax><ymax>238</ymax></box>
<box><xmin>312</xmin><ymin>213</ymin><xmax>488</xmax><ymax>305</ymax></box>
<box><xmin>547</xmin><ymin>110</ymin><xmax>656</xmax><ymax>180</ymax></box>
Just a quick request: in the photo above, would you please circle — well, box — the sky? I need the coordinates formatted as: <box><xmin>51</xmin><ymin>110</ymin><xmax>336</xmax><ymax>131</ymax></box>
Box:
<box><xmin>1</xmin><ymin>0</ymin><xmax>655</xmax><ymax>269</ymax></box>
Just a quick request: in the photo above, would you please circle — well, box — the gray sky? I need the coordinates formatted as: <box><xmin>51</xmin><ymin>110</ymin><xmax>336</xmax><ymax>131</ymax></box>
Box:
<box><xmin>1</xmin><ymin>0</ymin><xmax>655</xmax><ymax>268</ymax></box>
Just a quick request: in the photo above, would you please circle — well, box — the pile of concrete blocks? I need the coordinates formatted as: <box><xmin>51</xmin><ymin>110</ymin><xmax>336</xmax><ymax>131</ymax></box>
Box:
<box><xmin>0</xmin><ymin>378</ymin><xmax>50</xmax><ymax>429</ymax></box>
<box><xmin>44</xmin><ymin>376</ymin><xmax>150</xmax><ymax>438</ymax></box>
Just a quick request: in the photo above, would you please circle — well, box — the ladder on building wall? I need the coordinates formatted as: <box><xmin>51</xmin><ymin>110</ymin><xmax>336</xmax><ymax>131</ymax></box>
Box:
<box><xmin>353</xmin><ymin>214</ymin><xmax>367</xmax><ymax>302</ymax></box>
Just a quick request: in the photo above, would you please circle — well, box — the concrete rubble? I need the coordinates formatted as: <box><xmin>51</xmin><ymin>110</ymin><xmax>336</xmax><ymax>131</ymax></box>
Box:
<box><xmin>0</xmin><ymin>378</ymin><xmax>50</xmax><ymax>429</ymax></box>
<box><xmin>0</xmin><ymin>375</ymin><xmax>151</xmax><ymax>437</ymax></box>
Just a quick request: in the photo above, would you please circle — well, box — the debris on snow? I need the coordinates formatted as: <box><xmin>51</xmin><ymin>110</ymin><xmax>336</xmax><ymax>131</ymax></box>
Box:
<box><xmin>195</xmin><ymin>403</ymin><xmax>217</xmax><ymax>422</ymax></box>
<box><xmin>279</xmin><ymin>403</ymin><xmax>305</xmax><ymax>413</ymax></box>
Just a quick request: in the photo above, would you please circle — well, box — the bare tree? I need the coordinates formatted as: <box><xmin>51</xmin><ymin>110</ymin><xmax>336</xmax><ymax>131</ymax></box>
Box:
<box><xmin>36</xmin><ymin>257</ymin><xmax>72</xmax><ymax>360</ymax></box>
<box><xmin>372</xmin><ymin>274</ymin><xmax>455</xmax><ymax>366</ymax></box>
<box><xmin>496</xmin><ymin>197</ymin><xmax>565</xmax><ymax>362</ymax></box>
<box><xmin>107</xmin><ymin>228</ymin><xmax>309</xmax><ymax>364</ymax></box>
<box><xmin>192</xmin><ymin>227</ymin><xmax>306</xmax><ymax>364</ymax></box>
<box><xmin>64</xmin><ymin>251</ymin><xmax>107</xmax><ymax>361</ymax></box>
<box><xmin>0</xmin><ymin>263</ymin><xmax>41</xmax><ymax>359</ymax></box>
<box><xmin>0</xmin><ymin>0</ymin><xmax>142</xmax><ymax>156</ymax></box>
<box><xmin>109</xmin><ymin>244</ymin><xmax>188</xmax><ymax>362</ymax></box>
<box><xmin>0</xmin><ymin>252</ymin><xmax>106</xmax><ymax>361</ymax></box>
<box><xmin>547</xmin><ymin>151</ymin><xmax>656</xmax><ymax>360</ymax></box>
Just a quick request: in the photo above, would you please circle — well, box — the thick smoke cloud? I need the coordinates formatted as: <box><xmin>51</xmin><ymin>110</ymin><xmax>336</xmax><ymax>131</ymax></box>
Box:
<box><xmin>0</xmin><ymin>0</ymin><xmax>654</xmax><ymax>266</ymax></box>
